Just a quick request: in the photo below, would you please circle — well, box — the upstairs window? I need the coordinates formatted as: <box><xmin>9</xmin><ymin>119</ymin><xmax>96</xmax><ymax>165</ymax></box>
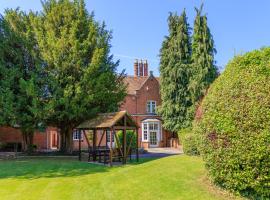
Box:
<box><xmin>147</xmin><ymin>101</ymin><xmax>156</xmax><ymax>114</ymax></box>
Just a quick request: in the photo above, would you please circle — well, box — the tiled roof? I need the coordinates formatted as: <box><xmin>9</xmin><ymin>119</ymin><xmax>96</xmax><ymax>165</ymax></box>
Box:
<box><xmin>124</xmin><ymin>75</ymin><xmax>160</xmax><ymax>95</ymax></box>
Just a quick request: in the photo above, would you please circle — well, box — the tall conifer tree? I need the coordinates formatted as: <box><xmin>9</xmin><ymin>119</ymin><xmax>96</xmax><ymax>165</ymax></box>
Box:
<box><xmin>159</xmin><ymin>10</ymin><xmax>192</xmax><ymax>132</ymax></box>
<box><xmin>190</xmin><ymin>4</ymin><xmax>218</xmax><ymax>104</ymax></box>
<box><xmin>0</xmin><ymin>15</ymin><xmax>14</xmax><ymax>126</ymax></box>
<box><xmin>3</xmin><ymin>10</ymin><xmax>45</xmax><ymax>152</ymax></box>
<box><xmin>34</xmin><ymin>0</ymin><xmax>126</xmax><ymax>153</ymax></box>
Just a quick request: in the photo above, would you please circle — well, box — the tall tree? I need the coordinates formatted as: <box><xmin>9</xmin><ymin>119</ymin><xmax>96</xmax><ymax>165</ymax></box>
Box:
<box><xmin>0</xmin><ymin>15</ymin><xmax>15</xmax><ymax>126</ymax></box>
<box><xmin>34</xmin><ymin>0</ymin><xmax>126</xmax><ymax>153</ymax></box>
<box><xmin>190</xmin><ymin>4</ymin><xmax>218</xmax><ymax>104</ymax></box>
<box><xmin>1</xmin><ymin>9</ymin><xmax>45</xmax><ymax>152</ymax></box>
<box><xmin>159</xmin><ymin>10</ymin><xmax>192</xmax><ymax>132</ymax></box>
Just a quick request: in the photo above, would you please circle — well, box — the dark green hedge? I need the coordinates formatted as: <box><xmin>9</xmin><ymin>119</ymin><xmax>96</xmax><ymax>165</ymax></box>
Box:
<box><xmin>178</xmin><ymin>128</ymin><xmax>200</xmax><ymax>156</ymax></box>
<box><xmin>195</xmin><ymin>48</ymin><xmax>270</xmax><ymax>198</ymax></box>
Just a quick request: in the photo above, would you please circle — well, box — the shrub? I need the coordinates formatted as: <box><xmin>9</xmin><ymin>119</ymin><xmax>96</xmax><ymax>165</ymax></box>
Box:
<box><xmin>178</xmin><ymin>128</ymin><xmax>200</xmax><ymax>156</ymax></box>
<box><xmin>195</xmin><ymin>48</ymin><xmax>270</xmax><ymax>198</ymax></box>
<box><xmin>117</xmin><ymin>130</ymin><xmax>137</xmax><ymax>152</ymax></box>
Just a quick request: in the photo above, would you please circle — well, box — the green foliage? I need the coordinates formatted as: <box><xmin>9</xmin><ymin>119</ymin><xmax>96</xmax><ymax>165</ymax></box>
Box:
<box><xmin>32</xmin><ymin>0</ymin><xmax>126</xmax><ymax>152</ymax></box>
<box><xmin>0</xmin><ymin>10</ymin><xmax>45</xmax><ymax>152</ymax></box>
<box><xmin>117</xmin><ymin>130</ymin><xmax>137</xmax><ymax>151</ymax></box>
<box><xmin>190</xmin><ymin>4</ymin><xmax>218</xmax><ymax>104</ymax></box>
<box><xmin>0</xmin><ymin>15</ymin><xmax>15</xmax><ymax>126</ymax></box>
<box><xmin>159</xmin><ymin>10</ymin><xmax>193</xmax><ymax>132</ymax></box>
<box><xmin>159</xmin><ymin>5</ymin><xmax>218</xmax><ymax>133</ymax></box>
<box><xmin>196</xmin><ymin>48</ymin><xmax>270</xmax><ymax>198</ymax></box>
<box><xmin>178</xmin><ymin>128</ymin><xmax>199</xmax><ymax>156</ymax></box>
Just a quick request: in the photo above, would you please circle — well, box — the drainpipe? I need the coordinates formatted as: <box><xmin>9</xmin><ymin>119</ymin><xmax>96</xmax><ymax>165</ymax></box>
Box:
<box><xmin>135</xmin><ymin>90</ymin><xmax>139</xmax><ymax>146</ymax></box>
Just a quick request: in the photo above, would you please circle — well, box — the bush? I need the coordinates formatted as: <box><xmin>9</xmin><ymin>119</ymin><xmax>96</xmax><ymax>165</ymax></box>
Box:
<box><xmin>178</xmin><ymin>128</ymin><xmax>200</xmax><ymax>156</ymax></box>
<box><xmin>117</xmin><ymin>130</ymin><xmax>137</xmax><ymax>152</ymax></box>
<box><xmin>195</xmin><ymin>48</ymin><xmax>270</xmax><ymax>198</ymax></box>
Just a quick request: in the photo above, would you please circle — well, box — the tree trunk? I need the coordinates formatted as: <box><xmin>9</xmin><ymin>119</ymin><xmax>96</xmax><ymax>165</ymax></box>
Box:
<box><xmin>60</xmin><ymin>128</ymin><xmax>66</xmax><ymax>152</ymax></box>
<box><xmin>22</xmin><ymin>130</ymin><xmax>34</xmax><ymax>154</ymax></box>
<box><xmin>59</xmin><ymin>126</ymin><xmax>73</xmax><ymax>154</ymax></box>
<box><xmin>65</xmin><ymin>127</ymin><xmax>73</xmax><ymax>153</ymax></box>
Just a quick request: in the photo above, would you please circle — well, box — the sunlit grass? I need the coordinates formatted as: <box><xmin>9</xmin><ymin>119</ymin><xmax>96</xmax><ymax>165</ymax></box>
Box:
<box><xmin>0</xmin><ymin>155</ymin><xmax>243</xmax><ymax>200</ymax></box>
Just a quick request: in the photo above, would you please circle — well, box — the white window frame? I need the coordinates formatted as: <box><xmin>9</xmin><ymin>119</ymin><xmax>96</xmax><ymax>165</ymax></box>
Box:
<box><xmin>147</xmin><ymin>101</ymin><xmax>156</xmax><ymax>114</ymax></box>
<box><xmin>142</xmin><ymin>123</ymin><xmax>148</xmax><ymax>142</ymax></box>
<box><xmin>142</xmin><ymin>121</ymin><xmax>160</xmax><ymax>142</ymax></box>
<box><xmin>73</xmin><ymin>130</ymin><xmax>83</xmax><ymax>141</ymax></box>
<box><xmin>106</xmin><ymin>130</ymin><xmax>115</xmax><ymax>143</ymax></box>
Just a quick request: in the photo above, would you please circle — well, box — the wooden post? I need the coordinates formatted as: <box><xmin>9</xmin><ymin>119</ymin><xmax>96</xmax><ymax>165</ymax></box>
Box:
<box><xmin>79</xmin><ymin>130</ymin><xmax>82</xmax><ymax>161</ymax></box>
<box><xmin>83</xmin><ymin>130</ymin><xmax>90</xmax><ymax>147</ymax></box>
<box><xmin>109</xmin><ymin>128</ymin><xmax>113</xmax><ymax>167</ymax></box>
<box><xmin>105</xmin><ymin>129</ymin><xmax>108</xmax><ymax>148</ymax></box>
<box><xmin>93</xmin><ymin>129</ymin><xmax>97</xmax><ymax>161</ymax></box>
<box><xmin>136</xmin><ymin>128</ymin><xmax>139</xmax><ymax>162</ymax></box>
<box><xmin>123</xmin><ymin>116</ymin><xmax>127</xmax><ymax>164</ymax></box>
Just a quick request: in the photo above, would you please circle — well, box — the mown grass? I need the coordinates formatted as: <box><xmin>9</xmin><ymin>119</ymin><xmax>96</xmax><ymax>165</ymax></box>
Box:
<box><xmin>0</xmin><ymin>155</ymin><xmax>243</xmax><ymax>200</ymax></box>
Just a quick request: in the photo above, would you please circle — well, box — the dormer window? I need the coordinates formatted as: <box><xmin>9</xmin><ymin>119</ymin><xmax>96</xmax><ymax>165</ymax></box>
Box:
<box><xmin>147</xmin><ymin>101</ymin><xmax>156</xmax><ymax>114</ymax></box>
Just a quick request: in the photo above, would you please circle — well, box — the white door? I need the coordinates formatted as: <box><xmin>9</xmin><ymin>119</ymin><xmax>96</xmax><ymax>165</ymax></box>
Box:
<box><xmin>149</xmin><ymin>131</ymin><xmax>158</xmax><ymax>147</ymax></box>
<box><xmin>149</xmin><ymin>122</ymin><xmax>159</xmax><ymax>147</ymax></box>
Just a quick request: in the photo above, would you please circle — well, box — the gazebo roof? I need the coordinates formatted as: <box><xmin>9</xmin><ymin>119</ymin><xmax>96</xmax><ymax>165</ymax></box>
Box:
<box><xmin>76</xmin><ymin>111</ymin><xmax>138</xmax><ymax>130</ymax></box>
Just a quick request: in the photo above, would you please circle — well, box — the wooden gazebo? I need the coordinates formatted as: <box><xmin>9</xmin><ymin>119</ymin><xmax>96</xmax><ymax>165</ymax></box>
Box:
<box><xmin>76</xmin><ymin>111</ymin><xmax>139</xmax><ymax>166</ymax></box>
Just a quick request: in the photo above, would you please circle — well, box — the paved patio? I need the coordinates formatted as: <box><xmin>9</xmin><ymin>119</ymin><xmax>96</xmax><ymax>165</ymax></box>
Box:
<box><xmin>139</xmin><ymin>147</ymin><xmax>183</xmax><ymax>158</ymax></box>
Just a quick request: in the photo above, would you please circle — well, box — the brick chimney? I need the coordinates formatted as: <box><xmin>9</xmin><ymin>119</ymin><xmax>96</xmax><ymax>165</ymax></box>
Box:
<box><xmin>134</xmin><ymin>59</ymin><xmax>138</xmax><ymax>76</ymax></box>
<box><xmin>134</xmin><ymin>59</ymin><xmax>149</xmax><ymax>77</ymax></box>
<box><xmin>139</xmin><ymin>60</ymin><xmax>143</xmax><ymax>76</ymax></box>
<box><xmin>143</xmin><ymin>60</ymin><xmax>148</xmax><ymax>77</ymax></box>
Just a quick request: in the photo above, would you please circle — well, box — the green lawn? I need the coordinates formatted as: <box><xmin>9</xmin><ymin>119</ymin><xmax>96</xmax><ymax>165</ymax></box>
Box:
<box><xmin>0</xmin><ymin>155</ymin><xmax>243</xmax><ymax>200</ymax></box>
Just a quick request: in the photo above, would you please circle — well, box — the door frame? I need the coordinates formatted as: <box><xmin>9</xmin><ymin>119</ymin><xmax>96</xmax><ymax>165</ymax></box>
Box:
<box><xmin>141</xmin><ymin>119</ymin><xmax>161</xmax><ymax>148</ymax></box>
<box><xmin>50</xmin><ymin>131</ymin><xmax>59</xmax><ymax>149</ymax></box>
<box><xmin>149</xmin><ymin>130</ymin><xmax>158</xmax><ymax>147</ymax></box>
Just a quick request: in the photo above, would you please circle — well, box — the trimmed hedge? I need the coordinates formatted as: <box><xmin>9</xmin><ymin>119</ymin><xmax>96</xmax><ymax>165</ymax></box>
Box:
<box><xmin>178</xmin><ymin>128</ymin><xmax>200</xmax><ymax>156</ymax></box>
<box><xmin>195</xmin><ymin>48</ymin><xmax>270</xmax><ymax>198</ymax></box>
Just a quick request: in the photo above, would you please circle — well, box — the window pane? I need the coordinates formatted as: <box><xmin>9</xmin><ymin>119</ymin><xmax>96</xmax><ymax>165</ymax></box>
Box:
<box><xmin>144</xmin><ymin>132</ymin><xmax>148</xmax><ymax>140</ymax></box>
<box><xmin>154</xmin><ymin>123</ymin><xmax>158</xmax><ymax>130</ymax></box>
<box><xmin>144</xmin><ymin>123</ymin><xmax>147</xmax><ymax>130</ymax></box>
<box><xmin>147</xmin><ymin>102</ymin><xmax>151</xmax><ymax>113</ymax></box>
<box><xmin>152</xmin><ymin>102</ymin><xmax>156</xmax><ymax>113</ymax></box>
<box><xmin>149</xmin><ymin>123</ymin><xmax>154</xmax><ymax>130</ymax></box>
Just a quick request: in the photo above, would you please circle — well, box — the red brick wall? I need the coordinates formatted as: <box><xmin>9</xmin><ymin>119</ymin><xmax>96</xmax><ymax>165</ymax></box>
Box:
<box><xmin>0</xmin><ymin>127</ymin><xmax>22</xmax><ymax>143</ymax></box>
<box><xmin>120</xmin><ymin>77</ymin><xmax>173</xmax><ymax>148</ymax></box>
<box><xmin>135</xmin><ymin>77</ymin><xmax>161</xmax><ymax>114</ymax></box>
<box><xmin>0</xmin><ymin>126</ymin><xmax>59</xmax><ymax>151</ymax></box>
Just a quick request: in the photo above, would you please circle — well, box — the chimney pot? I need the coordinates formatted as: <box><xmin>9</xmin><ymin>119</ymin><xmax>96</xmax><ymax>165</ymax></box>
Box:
<box><xmin>139</xmin><ymin>60</ymin><xmax>143</xmax><ymax>77</ymax></box>
<box><xmin>134</xmin><ymin>59</ymin><xmax>139</xmax><ymax>77</ymax></box>
<box><xmin>143</xmin><ymin>59</ymin><xmax>148</xmax><ymax>77</ymax></box>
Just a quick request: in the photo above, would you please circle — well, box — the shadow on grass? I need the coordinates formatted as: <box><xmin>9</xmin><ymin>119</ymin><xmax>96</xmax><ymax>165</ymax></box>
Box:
<box><xmin>0</xmin><ymin>157</ymin><xmax>109</xmax><ymax>179</ymax></box>
<box><xmin>0</xmin><ymin>152</ymin><xmax>180</xmax><ymax>180</ymax></box>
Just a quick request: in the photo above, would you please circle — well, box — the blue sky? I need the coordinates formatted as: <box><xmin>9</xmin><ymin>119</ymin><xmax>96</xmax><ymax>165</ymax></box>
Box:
<box><xmin>1</xmin><ymin>0</ymin><xmax>270</xmax><ymax>76</ymax></box>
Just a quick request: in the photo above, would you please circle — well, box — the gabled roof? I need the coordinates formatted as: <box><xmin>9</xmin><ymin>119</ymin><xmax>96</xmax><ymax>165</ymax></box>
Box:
<box><xmin>124</xmin><ymin>75</ymin><xmax>160</xmax><ymax>95</ymax></box>
<box><xmin>76</xmin><ymin>111</ymin><xmax>138</xmax><ymax>129</ymax></box>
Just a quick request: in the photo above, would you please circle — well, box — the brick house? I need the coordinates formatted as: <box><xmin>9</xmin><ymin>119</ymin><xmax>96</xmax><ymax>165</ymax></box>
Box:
<box><xmin>120</xmin><ymin>59</ymin><xmax>176</xmax><ymax>148</ymax></box>
<box><xmin>0</xmin><ymin>59</ymin><xmax>178</xmax><ymax>151</ymax></box>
